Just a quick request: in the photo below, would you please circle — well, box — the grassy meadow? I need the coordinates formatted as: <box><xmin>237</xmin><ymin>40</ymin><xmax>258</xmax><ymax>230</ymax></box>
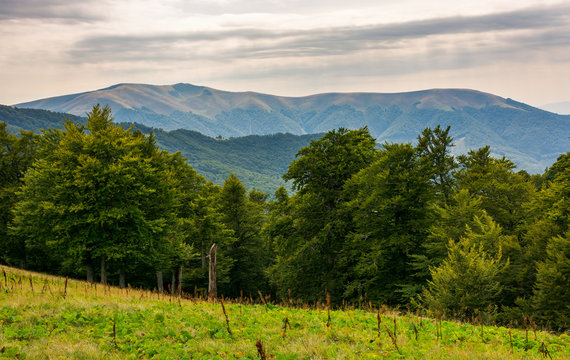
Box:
<box><xmin>0</xmin><ymin>265</ymin><xmax>568</xmax><ymax>359</ymax></box>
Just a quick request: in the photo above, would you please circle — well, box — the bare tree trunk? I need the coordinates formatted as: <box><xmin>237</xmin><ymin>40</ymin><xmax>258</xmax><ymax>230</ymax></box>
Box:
<box><xmin>208</xmin><ymin>243</ymin><xmax>217</xmax><ymax>301</ymax></box>
<box><xmin>156</xmin><ymin>271</ymin><xmax>163</xmax><ymax>294</ymax></box>
<box><xmin>177</xmin><ymin>265</ymin><xmax>183</xmax><ymax>296</ymax></box>
<box><xmin>119</xmin><ymin>268</ymin><xmax>126</xmax><ymax>288</ymax></box>
<box><xmin>86</xmin><ymin>265</ymin><xmax>94</xmax><ymax>283</ymax></box>
<box><xmin>100</xmin><ymin>255</ymin><xmax>107</xmax><ymax>285</ymax></box>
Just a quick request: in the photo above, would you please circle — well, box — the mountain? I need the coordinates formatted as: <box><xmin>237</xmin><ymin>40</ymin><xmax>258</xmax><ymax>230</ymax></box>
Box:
<box><xmin>0</xmin><ymin>105</ymin><xmax>317</xmax><ymax>193</ymax></box>
<box><xmin>14</xmin><ymin>83</ymin><xmax>570</xmax><ymax>173</ymax></box>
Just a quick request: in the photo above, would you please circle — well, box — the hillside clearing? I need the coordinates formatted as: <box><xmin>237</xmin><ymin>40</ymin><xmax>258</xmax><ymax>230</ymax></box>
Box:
<box><xmin>0</xmin><ymin>266</ymin><xmax>568</xmax><ymax>359</ymax></box>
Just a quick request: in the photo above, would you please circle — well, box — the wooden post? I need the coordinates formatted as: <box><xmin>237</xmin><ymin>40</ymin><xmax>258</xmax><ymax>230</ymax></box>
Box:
<box><xmin>208</xmin><ymin>243</ymin><xmax>217</xmax><ymax>301</ymax></box>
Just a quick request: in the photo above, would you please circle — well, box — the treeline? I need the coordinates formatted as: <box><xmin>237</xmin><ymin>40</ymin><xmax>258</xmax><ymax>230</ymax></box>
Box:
<box><xmin>0</xmin><ymin>105</ymin><xmax>568</xmax><ymax>331</ymax></box>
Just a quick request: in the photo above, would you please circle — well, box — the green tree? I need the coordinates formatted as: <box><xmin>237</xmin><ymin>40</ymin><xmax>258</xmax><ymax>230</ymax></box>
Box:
<box><xmin>416</xmin><ymin>125</ymin><xmax>457</xmax><ymax>203</ymax></box>
<box><xmin>12</xmin><ymin>105</ymin><xmax>177</xmax><ymax>285</ymax></box>
<box><xmin>269</xmin><ymin>128</ymin><xmax>377</xmax><ymax>301</ymax></box>
<box><xmin>0</xmin><ymin>123</ymin><xmax>38</xmax><ymax>267</ymax></box>
<box><xmin>410</xmin><ymin>189</ymin><xmax>485</xmax><ymax>282</ymax></box>
<box><xmin>518</xmin><ymin>152</ymin><xmax>569</xmax><ymax>302</ymax></box>
<box><xmin>218</xmin><ymin>173</ymin><xmax>267</xmax><ymax>296</ymax></box>
<box><xmin>530</xmin><ymin>231</ymin><xmax>570</xmax><ymax>331</ymax></box>
<box><xmin>455</xmin><ymin>146</ymin><xmax>535</xmax><ymax>233</ymax></box>
<box><xmin>181</xmin><ymin>182</ymin><xmax>235</xmax><ymax>294</ymax></box>
<box><xmin>422</xmin><ymin>238</ymin><xmax>507</xmax><ymax>320</ymax></box>
<box><xmin>345</xmin><ymin>142</ymin><xmax>434</xmax><ymax>303</ymax></box>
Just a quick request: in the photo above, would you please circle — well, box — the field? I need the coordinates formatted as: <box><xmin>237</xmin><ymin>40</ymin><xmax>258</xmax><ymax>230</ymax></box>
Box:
<box><xmin>0</xmin><ymin>266</ymin><xmax>568</xmax><ymax>359</ymax></box>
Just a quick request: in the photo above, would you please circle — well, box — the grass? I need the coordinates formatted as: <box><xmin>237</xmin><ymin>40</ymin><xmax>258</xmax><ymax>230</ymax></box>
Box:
<box><xmin>0</xmin><ymin>265</ymin><xmax>568</xmax><ymax>359</ymax></box>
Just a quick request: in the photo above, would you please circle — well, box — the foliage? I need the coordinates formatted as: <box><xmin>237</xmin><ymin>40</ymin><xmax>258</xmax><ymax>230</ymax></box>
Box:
<box><xmin>531</xmin><ymin>231</ymin><xmax>570</xmax><ymax>331</ymax></box>
<box><xmin>218</xmin><ymin>174</ymin><xmax>268</xmax><ymax>296</ymax></box>
<box><xmin>455</xmin><ymin>146</ymin><xmax>535</xmax><ymax>233</ymax></box>
<box><xmin>345</xmin><ymin>142</ymin><xmax>434</xmax><ymax>303</ymax></box>
<box><xmin>422</xmin><ymin>237</ymin><xmax>507</xmax><ymax>320</ymax></box>
<box><xmin>0</xmin><ymin>123</ymin><xmax>38</xmax><ymax>267</ymax></box>
<box><xmin>269</xmin><ymin>128</ymin><xmax>377</xmax><ymax>301</ymax></box>
<box><xmin>11</xmin><ymin>105</ymin><xmax>182</xmax><ymax>284</ymax></box>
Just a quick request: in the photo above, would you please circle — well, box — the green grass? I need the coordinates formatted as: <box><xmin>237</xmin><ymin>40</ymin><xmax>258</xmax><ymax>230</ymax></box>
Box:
<box><xmin>0</xmin><ymin>265</ymin><xmax>568</xmax><ymax>359</ymax></box>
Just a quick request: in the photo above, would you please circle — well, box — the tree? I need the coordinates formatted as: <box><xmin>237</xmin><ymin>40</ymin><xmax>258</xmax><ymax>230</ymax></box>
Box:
<box><xmin>530</xmin><ymin>231</ymin><xmax>570</xmax><ymax>331</ymax></box>
<box><xmin>344</xmin><ymin>142</ymin><xmax>434</xmax><ymax>303</ymax></box>
<box><xmin>416</xmin><ymin>125</ymin><xmax>457</xmax><ymax>203</ymax></box>
<box><xmin>269</xmin><ymin>127</ymin><xmax>378</xmax><ymax>301</ymax></box>
<box><xmin>422</xmin><ymin>238</ymin><xmax>507</xmax><ymax>320</ymax></box>
<box><xmin>455</xmin><ymin>146</ymin><xmax>534</xmax><ymax>234</ymax></box>
<box><xmin>218</xmin><ymin>173</ymin><xmax>267</xmax><ymax>296</ymax></box>
<box><xmin>12</xmin><ymin>105</ymin><xmax>177</xmax><ymax>285</ymax></box>
<box><xmin>0</xmin><ymin>123</ymin><xmax>38</xmax><ymax>267</ymax></box>
<box><xmin>410</xmin><ymin>189</ymin><xmax>485</xmax><ymax>283</ymax></box>
<box><xmin>518</xmin><ymin>152</ymin><xmax>569</xmax><ymax>301</ymax></box>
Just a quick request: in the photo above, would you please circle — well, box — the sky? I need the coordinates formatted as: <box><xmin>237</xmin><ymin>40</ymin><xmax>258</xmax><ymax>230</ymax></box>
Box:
<box><xmin>1</xmin><ymin>0</ymin><xmax>570</xmax><ymax>107</ymax></box>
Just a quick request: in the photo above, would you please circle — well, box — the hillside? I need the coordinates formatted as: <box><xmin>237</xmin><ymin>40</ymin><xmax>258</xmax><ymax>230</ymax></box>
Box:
<box><xmin>143</xmin><ymin>125</ymin><xmax>320</xmax><ymax>192</ymax></box>
<box><xmin>15</xmin><ymin>83</ymin><xmax>570</xmax><ymax>173</ymax></box>
<box><xmin>0</xmin><ymin>104</ymin><xmax>86</xmax><ymax>133</ymax></box>
<box><xmin>0</xmin><ymin>105</ymin><xmax>318</xmax><ymax>193</ymax></box>
<box><xmin>1</xmin><ymin>265</ymin><xmax>568</xmax><ymax>359</ymax></box>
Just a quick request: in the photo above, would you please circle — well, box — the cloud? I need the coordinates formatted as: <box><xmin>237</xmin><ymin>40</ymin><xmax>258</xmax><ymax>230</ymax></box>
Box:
<box><xmin>68</xmin><ymin>3</ymin><xmax>570</xmax><ymax>64</ymax></box>
<box><xmin>0</xmin><ymin>0</ymin><xmax>107</xmax><ymax>22</ymax></box>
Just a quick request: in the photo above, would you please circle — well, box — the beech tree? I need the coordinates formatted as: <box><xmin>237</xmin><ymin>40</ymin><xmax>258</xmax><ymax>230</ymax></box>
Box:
<box><xmin>270</xmin><ymin>127</ymin><xmax>378</xmax><ymax>301</ymax></box>
<box><xmin>345</xmin><ymin>142</ymin><xmax>434</xmax><ymax>303</ymax></box>
<box><xmin>12</xmin><ymin>105</ymin><xmax>178</xmax><ymax>285</ymax></box>
<box><xmin>0</xmin><ymin>123</ymin><xmax>38</xmax><ymax>267</ymax></box>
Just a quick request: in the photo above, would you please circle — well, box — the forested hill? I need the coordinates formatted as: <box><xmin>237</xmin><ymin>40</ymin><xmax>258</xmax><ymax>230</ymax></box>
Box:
<box><xmin>138</xmin><ymin>125</ymin><xmax>321</xmax><ymax>192</ymax></box>
<box><xmin>15</xmin><ymin>83</ymin><xmax>570</xmax><ymax>173</ymax></box>
<box><xmin>0</xmin><ymin>104</ymin><xmax>86</xmax><ymax>133</ymax></box>
<box><xmin>0</xmin><ymin>105</ymin><xmax>318</xmax><ymax>192</ymax></box>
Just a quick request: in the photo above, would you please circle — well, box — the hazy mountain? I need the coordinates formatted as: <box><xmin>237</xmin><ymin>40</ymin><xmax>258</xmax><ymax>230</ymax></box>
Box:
<box><xmin>13</xmin><ymin>83</ymin><xmax>570</xmax><ymax>173</ymax></box>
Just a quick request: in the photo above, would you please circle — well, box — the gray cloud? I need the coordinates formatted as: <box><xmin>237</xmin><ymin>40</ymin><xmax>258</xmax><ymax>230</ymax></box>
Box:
<box><xmin>69</xmin><ymin>3</ymin><xmax>570</xmax><ymax>63</ymax></box>
<box><xmin>0</xmin><ymin>0</ymin><xmax>107</xmax><ymax>21</ymax></box>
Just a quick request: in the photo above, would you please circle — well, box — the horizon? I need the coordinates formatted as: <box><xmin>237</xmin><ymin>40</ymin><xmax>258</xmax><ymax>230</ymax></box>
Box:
<box><xmin>1</xmin><ymin>1</ymin><xmax>570</xmax><ymax>108</ymax></box>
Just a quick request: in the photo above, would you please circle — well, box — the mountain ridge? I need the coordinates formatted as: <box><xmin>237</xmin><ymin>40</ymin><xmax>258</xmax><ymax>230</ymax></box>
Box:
<box><xmin>12</xmin><ymin>83</ymin><xmax>570</xmax><ymax>173</ymax></box>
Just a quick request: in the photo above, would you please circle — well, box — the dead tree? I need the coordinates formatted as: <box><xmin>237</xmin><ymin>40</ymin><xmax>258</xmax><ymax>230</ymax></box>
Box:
<box><xmin>208</xmin><ymin>243</ymin><xmax>217</xmax><ymax>301</ymax></box>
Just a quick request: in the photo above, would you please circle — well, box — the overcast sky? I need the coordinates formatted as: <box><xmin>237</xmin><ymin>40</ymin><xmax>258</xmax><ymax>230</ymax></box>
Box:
<box><xmin>1</xmin><ymin>0</ymin><xmax>569</xmax><ymax>107</ymax></box>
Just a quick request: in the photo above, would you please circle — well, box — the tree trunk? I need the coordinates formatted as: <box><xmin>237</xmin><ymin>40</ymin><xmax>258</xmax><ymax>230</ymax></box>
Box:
<box><xmin>177</xmin><ymin>265</ymin><xmax>183</xmax><ymax>296</ymax></box>
<box><xmin>86</xmin><ymin>265</ymin><xmax>94</xmax><ymax>283</ymax></box>
<box><xmin>19</xmin><ymin>258</ymin><xmax>26</xmax><ymax>269</ymax></box>
<box><xmin>100</xmin><ymin>255</ymin><xmax>107</xmax><ymax>285</ymax></box>
<box><xmin>119</xmin><ymin>268</ymin><xmax>126</xmax><ymax>288</ymax></box>
<box><xmin>156</xmin><ymin>271</ymin><xmax>163</xmax><ymax>294</ymax></box>
<box><xmin>171</xmin><ymin>270</ymin><xmax>176</xmax><ymax>295</ymax></box>
<box><xmin>208</xmin><ymin>243</ymin><xmax>217</xmax><ymax>301</ymax></box>
<box><xmin>201</xmin><ymin>242</ymin><xmax>207</xmax><ymax>269</ymax></box>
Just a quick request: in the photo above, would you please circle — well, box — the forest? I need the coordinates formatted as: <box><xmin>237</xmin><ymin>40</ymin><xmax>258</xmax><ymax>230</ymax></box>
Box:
<box><xmin>0</xmin><ymin>105</ymin><xmax>568</xmax><ymax>331</ymax></box>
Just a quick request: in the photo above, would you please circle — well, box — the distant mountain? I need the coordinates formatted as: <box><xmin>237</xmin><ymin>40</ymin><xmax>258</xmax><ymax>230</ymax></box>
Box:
<box><xmin>0</xmin><ymin>105</ymin><xmax>317</xmax><ymax>193</ymax></box>
<box><xmin>540</xmin><ymin>101</ymin><xmax>570</xmax><ymax>115</ymax></box>
<box><xmin>14</xmin><ymin>83</ymin><xmax>570</xmax><ymax>173</ymax></box>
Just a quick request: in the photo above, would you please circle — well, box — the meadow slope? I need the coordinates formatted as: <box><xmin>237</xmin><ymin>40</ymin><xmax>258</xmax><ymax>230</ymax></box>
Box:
<box><xmin>0</xmin><ymin>265</ymin><xmax>568</xmax><ymax>359</ymax></box>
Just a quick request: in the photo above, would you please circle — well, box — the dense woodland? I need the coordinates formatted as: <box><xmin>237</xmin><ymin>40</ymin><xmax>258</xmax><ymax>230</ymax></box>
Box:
<box><xmin>0</xmin><ymin>105</ymin><xmax>568</xmax><ymax>331</ymax></box>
